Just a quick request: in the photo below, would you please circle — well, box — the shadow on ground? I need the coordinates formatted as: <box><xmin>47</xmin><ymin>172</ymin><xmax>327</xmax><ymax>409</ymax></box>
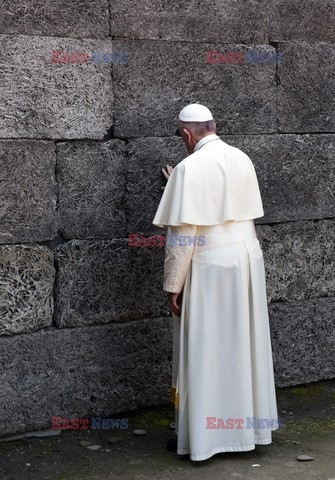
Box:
<box><xmin>0</xmin><ymin>379</ymin><xmax>334</xmax><ymax>480</ymax></box>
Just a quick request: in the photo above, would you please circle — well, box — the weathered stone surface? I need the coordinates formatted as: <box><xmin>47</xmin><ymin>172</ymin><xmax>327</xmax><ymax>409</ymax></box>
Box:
<box><xmin>54</xmin><ymin>220</ymin><xmax>334</xmax><ymax>330</ymax></box>
<box><xmin>257</xmin><ymin>219</ymin><xmax>335</xmax><ymax>303</ymax></box>
<box><xmin>269</xmin><ymin>0</ymin><xmax>335</xmax><ymax>42</ymax></box>
<box><xmin>0</xmin><ymin>318</ymin><xmax>172</xmax><ymax>436</ymax></box>
<box><xmin>0</xmin><ymin>299</ymin><xmax>333</xmax><ymax>436</ymax></box>
<box><xmin>224</xmin><ymin>134</ymin><xmax>335</xmax><ymax>224</ymax></box>
<box><xmin>277</xmin><ymin>43</ymin><xmax>335</xmax><ymax>133</ymax></box>
<box><xmin>110</xmin><ymin>0</ymin><xmax>268</xmax><ymax>43</ymax></box>
<box><xmin>127</xmin><ymin>134</ymin><xmax>335</xmax><ymax>233</ymax></box>
<box><xmin>54</xmin><ymin>239</ymin><xmax>168</xmax><ymax>328</ymax></box>
<box><xmin>0</xmin><ymin>245</ymin><xmax>54</xmax><ymax>336</ymax></box>
<box><xmin>269</xmin><ymin>297</ymin><xmax>335</xmax><ymax>387</ymax></box>
<box><xmin>0</xmin><ymin>0</ymin><xmax>109</xmax><ymax>37</ymax></box>
<box><xmin>57</xmin><ymin>140</ymin><xmax>127</xmax><ymax>239</ymax></box>
<box><xmin>113</xmin><ymin>40</ymin><xmax>277</xmax><ymax>137</ymax></box>
<box><xmin>0</xmin><ymin>35</ymin><xmax>113</xmax><ymax>139</ymax></box>
<box><xmin>126</xmin><ymin>137</ymin><xmax>185</xmax><ymax>234</ymax></box>
<box><xmin>0</xmin><ymin>140</ymin><xmax>57</xmax><ymax>244</ymax></box>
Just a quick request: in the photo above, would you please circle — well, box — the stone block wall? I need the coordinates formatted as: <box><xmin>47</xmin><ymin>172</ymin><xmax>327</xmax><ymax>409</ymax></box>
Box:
<box><xmin>0</xmin><ymin>0</ymin><xmax>334</xmax><ymax>436</ymax></box>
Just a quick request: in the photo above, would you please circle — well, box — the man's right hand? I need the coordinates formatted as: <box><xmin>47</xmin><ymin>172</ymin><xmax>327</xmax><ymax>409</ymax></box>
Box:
<box><xmin>168</xmin><ymin>292</ymin><xmax>182</xmax><ymax>317</ymax></box>
<box><xmin>161</xmin><ymin>164</ymin><xmax>174</xmax><ymax>190</ymax></box>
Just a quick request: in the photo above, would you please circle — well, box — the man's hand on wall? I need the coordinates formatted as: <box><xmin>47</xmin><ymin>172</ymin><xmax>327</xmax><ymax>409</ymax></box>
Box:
<box><xmin>168</xmin><ymin>291</ymin><xmax>182</xmax><ymax>316</ymax></box>
<box><xmin>161</xmin><ymin>164</ymin><xmax>174</xmax><ymax>190</ymax></box>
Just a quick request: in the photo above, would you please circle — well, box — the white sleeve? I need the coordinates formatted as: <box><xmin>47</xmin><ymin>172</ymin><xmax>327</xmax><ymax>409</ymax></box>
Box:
<box><xmin>163</xmin><ymin>224</ymin><xmax>198</xmax><ymax>294</ymax></box>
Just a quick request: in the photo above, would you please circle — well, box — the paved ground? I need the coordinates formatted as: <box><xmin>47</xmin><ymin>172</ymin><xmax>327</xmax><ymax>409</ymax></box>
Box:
<box><xmin>0</xmin><ymin>379</ymin><xmax>334</xmax><ymax>480</ymax></box>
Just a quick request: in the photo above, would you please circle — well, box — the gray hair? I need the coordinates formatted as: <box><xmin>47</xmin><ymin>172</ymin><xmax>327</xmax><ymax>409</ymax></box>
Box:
<box><xmin>178</xmin><ymin>119</ymin><xmax>216</xmax><ymax>136</ymax></box>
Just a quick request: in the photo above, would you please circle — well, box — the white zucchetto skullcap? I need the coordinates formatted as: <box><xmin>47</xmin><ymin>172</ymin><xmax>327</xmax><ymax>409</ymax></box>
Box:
<box><xmin>178</xmin><ymin>103</ymin><xmax>214</xmax><ymax>122</ymax></box>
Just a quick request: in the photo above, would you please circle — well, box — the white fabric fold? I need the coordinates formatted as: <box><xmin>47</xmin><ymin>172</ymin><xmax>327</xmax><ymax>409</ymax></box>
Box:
<box><xmin>163</xmin><ymin>224</ymin><xmax>198</xmax><ymax>293</ymax></box>
<box><xmin>153</xmin><ymin>136</ymin><xmax>264</xmax><ymax>228</ymax></box>
<box><xmin>171</xmin><ymin>220</ymin><xmax>279</xmax><ymax>461</ymax></box>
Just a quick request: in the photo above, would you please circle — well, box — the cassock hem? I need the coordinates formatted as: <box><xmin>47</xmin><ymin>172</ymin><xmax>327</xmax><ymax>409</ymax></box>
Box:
<box><xmin>178</xmin><ymin>438</ymin><xmax>274</xmax><ymax>461</ymax></box>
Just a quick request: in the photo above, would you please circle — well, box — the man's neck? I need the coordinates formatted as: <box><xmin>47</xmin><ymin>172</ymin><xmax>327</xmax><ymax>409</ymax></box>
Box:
<box><xmin>193</xmin><ymin>132</ymin><xmax>219</xmax><ymax>153</ymax></box>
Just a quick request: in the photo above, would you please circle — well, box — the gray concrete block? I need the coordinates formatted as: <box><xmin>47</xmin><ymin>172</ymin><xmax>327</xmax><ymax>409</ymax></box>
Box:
<box><xmin>0</xmin><ymin>35</ymin><xmax>113</xmax><ymax>139</ymax></box>
<box><xmin>113</xmin><ymin>40</ymin><xmax>277</xmax><ymax>137</ymax></box>
<box><xmin>0</xmin><ymin>299</ymin><xmax>333</xmax><ymax>436</ymax></box>
<box><xmin>0</xmin><ymin>0</ymin><xmax>109</xmax><ymax>37</ymax></box>
<box><xmin>57</xmin><ymin>140</ymin><xmax>127</xmax><ymax>239</ymax></box>
<box><xmin>126</xmin><ymin>137</ymin><xmax>186</xmax><ymax>234</ymax></box>
<box><xmin>54</xmin><ymin>239</ymin><xmax>168</xmax><ymax>328</ymax></box>
<box><xmin>257</xmin><ymin>219</ymin><xmax>335</xmax><ymax>303</ymax></box>
<box><xmin>0</xmin><ymin>245</ymin><xmax>54</xmax><ymax>336</ymax></box>
<box><xmin>0</xmin><ymin>140</ymin><xmax>57</xmax><ymax>244</ymax></box>
<box><xmin>269</xmin><ymin>297</ymin><xmax>335</xmax><ymax>387</ymax></box>
<box><xmin>277</xmin><ymin>42</ymin><xmax>335</xmax><ymax>133</ymax></box>
<box><xmin>0</xmin><ymin>318</ymin><xmax>172</xmax><ymax>436</ymax></box>
<box><xmin>224</xmin><ymin>134</ymin><xmax>335</xmax><ymax>224</ymax></box>
<box><xmin>110</xmin><ymin>0</ymin><xmax>268</xmax><ymax>43</ymax></box>
<box><xmin>127</xmin><ymin>133</ymin><xmax>335</xmax><ymax>234</ymax></box>
<box><xmin>269</xmin><ymin>0</ymin><xmax>335</xmax><ymax>42</ymax></box>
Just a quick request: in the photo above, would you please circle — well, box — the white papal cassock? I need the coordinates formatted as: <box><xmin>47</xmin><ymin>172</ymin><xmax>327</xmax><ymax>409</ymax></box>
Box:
<box><xmin>152</xmin><ymin>134</ymin><xmax>279</xmax><ymax>461</ymax></box>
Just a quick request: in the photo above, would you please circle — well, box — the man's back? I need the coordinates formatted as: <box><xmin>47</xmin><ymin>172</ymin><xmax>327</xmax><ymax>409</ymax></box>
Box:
<box><xmin>153</xmin><ymin>134</ymin><xmax>264</xmax><ymax>228</ymax></box>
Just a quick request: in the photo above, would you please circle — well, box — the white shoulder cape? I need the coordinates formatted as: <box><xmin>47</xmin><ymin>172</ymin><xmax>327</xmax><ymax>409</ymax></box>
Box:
<box><xmin>152</xmin><ymin>137</ymin><xmax>264</xmax><ymax>227</ymax></box>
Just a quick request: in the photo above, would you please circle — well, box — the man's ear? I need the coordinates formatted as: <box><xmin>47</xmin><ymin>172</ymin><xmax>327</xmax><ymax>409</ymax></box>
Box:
<box><xmin>182</xmin><ymin>127</ymin><xmax>193</xmax><ymax>144</ymax></box>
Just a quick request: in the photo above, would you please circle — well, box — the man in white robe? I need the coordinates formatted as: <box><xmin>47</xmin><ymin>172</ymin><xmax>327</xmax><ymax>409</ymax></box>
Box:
<box><xmin>152</xmin><ymin>104</ymin><xmax>279</xmax><ymax>462</ymax></box>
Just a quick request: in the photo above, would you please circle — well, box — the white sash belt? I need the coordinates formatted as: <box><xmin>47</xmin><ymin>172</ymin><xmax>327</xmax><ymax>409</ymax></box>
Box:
<box><xmin>195</xmin><ymin>220</ymin><xmax>257</xmax><ymax>254</ymax></box>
